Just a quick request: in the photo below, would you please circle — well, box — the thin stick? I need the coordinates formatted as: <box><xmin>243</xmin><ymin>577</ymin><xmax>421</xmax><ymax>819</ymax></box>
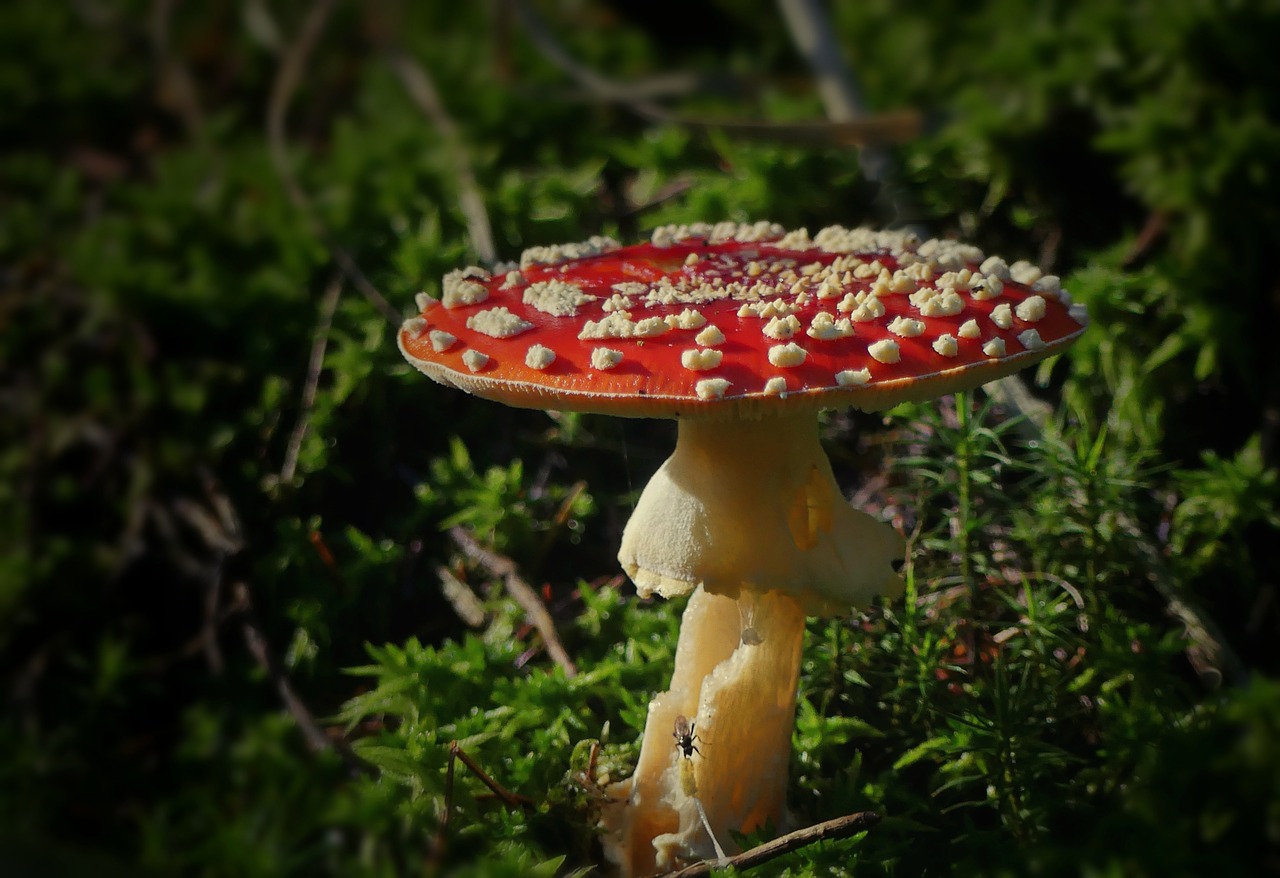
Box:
<box><xmin>265</xmin><ymin>0</ymin><xmax>334</xmax><ymax>213</ymax></box>
<box><xmin>1115</xmin><ymin>511</ymin><xmax>1244</xmax><ymax>687</ymax></box>
<box><xmin>429</xmin><ymin>736</ymin><xmax>460</xmax><ymax>870</ymax></box>
<box><xmin>234</xmin><ymin>581</ymin><xmax>329</xmax><ymax>754</ymax></box>
<box><xmin>280</xmin><ymin>274</ymin><xmax>343</xmax><ymax>483</ymax></box>
<box><xmin>386</xmin><ymin>48</ymin><xmax>497</xmax><ymax>264</ymax></box>
<box><xmin>449</xmin><ymin>527</ymin><xmax>578</xmax><ymax>677</ymax></box>
<box><xmin>233</xmin><ymin>581</ymin><xmax>377</xmax><ymax>777</ymax></box>
<box><xmin>437</xmin><ymin>564</ymin><xmax>488</xmax><ymax>627</ymax></box>
<box><xmin>449</xmin><ymin>740</ymin><xmax>536</xmax><ymax>810</ymax></box>
<box><xmin>201</xmin><ymin>553</ymin><xmax>225</xmax><ymax>673</ymax></box>
<box><xmin>776</xmin><ymin>2</ymin><xmax>877</xmax><ymax>127</ymax></box>
<box><xmin>661</xmin><ymin>810</ymin><xmax>882</xmax><ymax>878</ymax></box>
<box><xmin>169</xmin><ymin>487</ymin><xmax>245</xmax><ymax>674</ymax></box>
<box><xmin>328</xmin><ymin>245</ymin><xmax>401</xmax><ymax>326</ymax></box>
<box><xmin>780</xmin><ymin>0</ymin><xmax>1056</xmax><ymax>454</ymax></box>
<box><xmin>430</xmin><ymin>738</ymin><xmax>535</xmax><ymax>870</ymax></box>
<box><xmin>266</xmin><ymin>0</ymin><xmax>400</xmax><ymax>326</ymax></box>
<box><xmin>533</xmin><ymin>478</ymin><xmax>587</xmax><ymax>570</ymax></box>
<box><xmin>512</xmin><ymin>0</ymin><xmax>920</xmax><ymax>149</ymax></box>
<box><xmin>183</xmin><ymin>476</ymin><xmax>374</xmax><ymax>773</ymax></box>
<box><xmin>149</xmin><ymin>0</ymin><xmax>207</xmax><ymax>145</ymax></box>
<box><xmin>775</xmin><ymin>0</ymin><xmax>919</xmax><ymax>222</ymax></box>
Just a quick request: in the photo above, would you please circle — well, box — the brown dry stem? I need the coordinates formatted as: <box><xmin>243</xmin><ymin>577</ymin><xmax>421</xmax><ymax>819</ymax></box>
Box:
<box><xmin>266</xmin><ymin>0</ymin><xmax>399</xmax><ymax>326</ymax></box>
<box><xmin>385</xmin><ymin>48</ymin><xmax>496</xmax><ymax>264</ymax></box>
<box><xmin>512</xmin><ymin>0</ymin><xmax>920</xmax><ymax>149</ymax></box>
<box><xmin>449</xmin><ymin>527</ymin><xmax>579</xmax><ymax>677</ymax></box>
<box><xmin>280</xmin><ymin>274</ymin><xmax>343</xmax><ymax>484</ymax></box>
<box><xmin>659</xmin><ymin>810</ymin><xmax>882</xmax><ymax>878</ymax></box>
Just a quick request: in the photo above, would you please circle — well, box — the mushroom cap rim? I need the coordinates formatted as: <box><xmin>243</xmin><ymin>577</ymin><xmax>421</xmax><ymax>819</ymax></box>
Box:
<box><xmin>398</xmin><ymin>322</ymin><xmax>1083</xmax><ymax>420</ymax></box>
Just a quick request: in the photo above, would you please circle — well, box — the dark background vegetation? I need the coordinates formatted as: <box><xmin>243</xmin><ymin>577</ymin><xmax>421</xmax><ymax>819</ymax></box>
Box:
<box><xmin>3</xmin><ymin>0</ymin><xmax>1279</xmax><ymax>875</ymax></box>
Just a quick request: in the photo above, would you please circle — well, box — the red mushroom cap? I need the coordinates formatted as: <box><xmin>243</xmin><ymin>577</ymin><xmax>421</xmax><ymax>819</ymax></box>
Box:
<box><xmin>398</xmin><ymin>222</ymin><xmax>1087</xmax><ymax>419</ymax></box>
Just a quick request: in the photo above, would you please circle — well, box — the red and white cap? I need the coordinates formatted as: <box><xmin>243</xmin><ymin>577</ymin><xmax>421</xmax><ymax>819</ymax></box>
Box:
<box><xmin>398</xmin><ymin>221</ymin><xmax>1087</xmax><ymax>417</ymax></box>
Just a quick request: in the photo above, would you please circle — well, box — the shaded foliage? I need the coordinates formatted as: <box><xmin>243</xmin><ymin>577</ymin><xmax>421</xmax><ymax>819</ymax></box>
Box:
<box><xmin>2</xmin><ymin>0</ymin><xmax>1278</xmax><ymax>875</ymax></box>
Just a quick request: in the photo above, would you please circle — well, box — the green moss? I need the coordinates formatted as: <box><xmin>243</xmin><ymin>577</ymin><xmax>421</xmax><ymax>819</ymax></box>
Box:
<box><xmin>3</xmin><ymin>0</ymin><xmax>1277</xmax><ymax>874</ymax></box>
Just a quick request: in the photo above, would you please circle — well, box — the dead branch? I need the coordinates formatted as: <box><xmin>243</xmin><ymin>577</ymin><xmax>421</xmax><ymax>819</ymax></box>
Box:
<box><xmin>1122</xmin><ymin>211</ymin><xmax>1169</xmax><ymax>269</ymax></box>
<box><xmin>777</xmin><ymin>0</ymin><xmax>867</xmax><ymax>124</ymax></box>
<box><xmin>451</xmin><ymin>740</ymin><xmax>536</xmax><ymax>810</ymax></box>
<box><xmin>1114</xmin><ymin>511</ymin><xmax>1245</xmax><ymax>688</ymax></box>
<box><xmin>531</xmin><ymin>478</ymin><xmax>588</xmax><ymax>572</ymax></box>
<box><xmin>266</xmin><ymin>0</ymin><xmax>400</xmax><ymax>326</ymax></box>
<box><xmin>776</xmin><ymin>0</ymin><xmax>921</xmax><ymax>222</ymax></box>
<box><xmin>232</xmin><ymin>581</ymin><xmax>324</xmax><ymax>753</ymax></box>
<box><xmin>438</xmin><ymin>564</ymin><xmax>488</xmax><ymax>628</ymax></box>
<box><xmin>149</xmin><ymin>0</ymin><xmax>207</xmax><ymax>144</ymax></box>
<box><xmin>512</xmin><ymin>0</ymin><xmax>920</xmax><ymax>149</ymax></box>
<box><xmin>385</xmin><ymin>48</ymin><xmax>497</xmax><ymax>264</ymax></box>
<box><xmin>982</xmin><ymin>374</ymin><xmax>1055</xmax><ymax>439</ymax></box>
<box><xmin>265</xmin><ymin>0</ymin><xmax>333</xmax><ymax>211</ymax></box>
<box><xmin>430</xmin><ymin>738</ymin><xmax>535</xmax><ymax>869</ymax></box>
<box><xmin>179</xmin><ymin>473</ymin><xmax>376</xmax><ymax>775</ymax></box>
<box><xmin>678</xmin><ymin>112</ymin><xmax>922</xmax><ymax>149</ymax></box>
<box><xmin>232</xmin><ymin>579</ymin><xmax>377</xmax><ymax>776</ymax></box>
<box><xmin>448</xmin><ymin>527</ymin><xmax>578</xmax><ymax>678</ymax></box>
<box><xmin>660</xmin><ymin>810</ymin><xmax>882</xmax><ymax>877</ymax></box>
<box><xmin>280</xmin><ymin>274</ymin><xmax>343</xmax><ymax>484</ymax></box>
<box><xmin>786</xmin><ymin>0</ymin><xmax>1014</xmax><ymax>485</ymax></box>
<box><xmin>619</xmin><ymin>175</ymin><xmax>697</xmax><ymax>219</ymax></box>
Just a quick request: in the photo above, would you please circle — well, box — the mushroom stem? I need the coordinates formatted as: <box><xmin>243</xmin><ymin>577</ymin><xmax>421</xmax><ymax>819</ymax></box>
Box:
<box><xmin>605</xmin><ymin>413</ymin><xmax>904</xmax><ymax>874</ymax></box>
<box><xmin>604</xmin><ymin>585</ymin><xmax>806</xmax><ymax>875</ymax></box>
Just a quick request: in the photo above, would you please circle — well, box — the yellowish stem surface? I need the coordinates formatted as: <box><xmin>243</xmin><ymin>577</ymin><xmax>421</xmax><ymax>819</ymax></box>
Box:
<box><xmin>603</xmin><ymin>586</ymin><xmax>805</xmax><ymax>875</ymax></box>
<box><xmin>603</xmin><ymin>414</ymin><xmax>905</xmax><ymax>875</ymax></box>
<box><xmin>618</xmin><ymin>413</ymin><xmax>904</xmax><ymax>613</ymax></box>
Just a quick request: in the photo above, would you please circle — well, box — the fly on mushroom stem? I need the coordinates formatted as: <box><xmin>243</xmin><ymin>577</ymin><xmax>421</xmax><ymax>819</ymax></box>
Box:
<box><xmin>672</xmin><ymin>715</ymin><xmax>702</xmax><ymax>760</ymax></box>
<box><xmin>398</xmin><ymin>222</ymin><xmax>1087</xmax><ymax>876</ymax></box>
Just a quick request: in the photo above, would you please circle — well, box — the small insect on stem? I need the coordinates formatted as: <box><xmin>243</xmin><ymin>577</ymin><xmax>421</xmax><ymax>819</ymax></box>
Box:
<box><xmin>673</xmin><ymin>714</ymin><xmax>703</xmax><ymax>759</ymax></box>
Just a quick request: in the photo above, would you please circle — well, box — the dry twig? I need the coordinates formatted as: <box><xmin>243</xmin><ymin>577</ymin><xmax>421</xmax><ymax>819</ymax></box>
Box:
<box><xmin>438</xmin><ymin>564</ymin><xmax>489</xmax><ymax>628</ymax></box>
<box><xmin>512</xmin><ymin>0</ymin><xmax>920</xmax><ymax>149</ymax></box>
<box><xmin>659</xmin><ymin>810</ymin><xmax>882</xmax><ymax>877</ymax></box>
<box><xmin>775</xmin><ymin>0</ymin><xmax>920</xmax><ymax>221</ymax></box>
<box><xmin>149</xmin><ymin>0</ymin><xmax>207</xmax><ymax>144</ymax></box>
<box><xmin>265</xmin><ymin>0</ymin><xmax>334</xmax><ymax>212</ymax></box>
<box><xmin>231</xmin><ymin>579</ymin><xmax>375</xmax><ymax>776</ymax></box>
<box><xmin>1115</xmin><ymin>511</ymin><xmax>1245</xmax><ymax>687</ymax></box>
<box><xmin>776</xmin><ymin>0</ymin><xmax>1065</xmax><ymax>443</ymax></box>
<box><xmin>386</xmin><ymin>49</ymin><xmax>497</xmax><ymax>264</ymax></box>
<box><xmin>280</xmin><ymin>274</ymin><xmax>343</xmax><ymax>484</ymax></box>
<box><xmin>449</xmin><ymin>527</ymin><xmax>578</xmax><ymax>677</ymax></box>
<box><xmin>429</xmin><ymin>739</ymin><xmax>535</xmax><ymax>869</ymax></box>
<box><xmin>266</xmin><ymin>0</ymin><xmax>400</xmax><ymax>326</ymax></box>
<box><xmin>174</xmin><ymin>472</ymin><xmax>376</xmax><ymax>775</ymax></box>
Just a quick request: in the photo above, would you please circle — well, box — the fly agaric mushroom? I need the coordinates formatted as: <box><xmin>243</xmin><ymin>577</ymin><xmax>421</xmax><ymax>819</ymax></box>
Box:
<box><xmin>398</xmin><ymin>221</ymin><xmax>1086</xmax><ymax>875</ymax></box>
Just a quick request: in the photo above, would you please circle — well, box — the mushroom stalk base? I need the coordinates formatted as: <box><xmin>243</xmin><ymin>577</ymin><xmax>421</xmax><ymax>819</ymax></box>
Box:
<box><xmin>601</xmin><ymin>585</ymin><xmax>806</xmax><ymax>876</ymax></box>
